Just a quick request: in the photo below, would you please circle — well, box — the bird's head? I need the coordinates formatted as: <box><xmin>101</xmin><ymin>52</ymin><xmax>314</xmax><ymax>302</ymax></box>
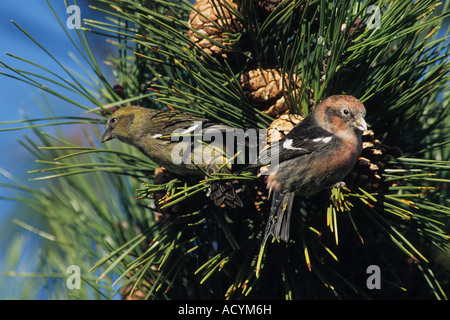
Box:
<box><xmin>314</xmin><ymin>95</ymin><xmax>367</xmax><ymax>136</ymax></box>
<box><xmin>101</xmin><ymin>106</ymin><xmax>143</xmax><ymax>144</ymax></box>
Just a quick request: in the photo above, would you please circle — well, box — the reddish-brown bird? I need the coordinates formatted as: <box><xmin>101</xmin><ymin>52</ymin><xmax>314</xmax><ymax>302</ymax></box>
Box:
<box><xmin>247</xmin><ymin>95</ymin><xmax>367</xmax><ymax>243</ymax></box>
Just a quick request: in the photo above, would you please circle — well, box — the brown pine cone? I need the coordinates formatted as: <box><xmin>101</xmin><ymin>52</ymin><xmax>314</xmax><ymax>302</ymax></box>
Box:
<box><xmin>265</xmin><ymin>113</ymin><xmax>304</xmax><ymax>143</ymax></box>
<box><xmin>262</xmin><ymin>87</ymin><xmax>315</xmax><ymax>118</ymax></box>
<box><xmin>187</xmin><ymin>0</ymin><xmax>243</xmax><ymax>58</ymax></box>
<box><xmin>345</xmin><ymin>129</ymin><xmax>383</xmax><ymax>191</ymax></box>
<box><xmin>240</xmin><ymin>68</ymin><xmax>285</xmax><ymax>105</ymax></box>
<box><xmin>240</xmin><ymin>68</ymin><xmax>314</xmax><ymax>117</ymax></box>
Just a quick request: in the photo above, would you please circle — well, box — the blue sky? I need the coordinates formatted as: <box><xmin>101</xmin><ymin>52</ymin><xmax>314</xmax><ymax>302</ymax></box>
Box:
<box><xmin>1</xmin><ymin>1</ymin><xmax>81</xmax><ymax>192</ymax></box>
<box><xmin>0</xmin><ymin>1</ymin><xmax>114</xmax><ymax>199</ymax></box>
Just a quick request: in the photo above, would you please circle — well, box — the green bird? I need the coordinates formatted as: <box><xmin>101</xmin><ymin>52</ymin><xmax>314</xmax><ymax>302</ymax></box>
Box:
<box><xmin>101</xmin><ymin>105</ymin><xmax>243</xmax><ymax>208</ymax></box>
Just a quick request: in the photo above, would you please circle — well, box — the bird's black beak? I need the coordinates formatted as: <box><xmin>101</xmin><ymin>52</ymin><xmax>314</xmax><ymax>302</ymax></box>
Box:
<box><xmin>101</xmin><ymin>128</ymin><xmax>114</xmax><ymax>143</ymax></box>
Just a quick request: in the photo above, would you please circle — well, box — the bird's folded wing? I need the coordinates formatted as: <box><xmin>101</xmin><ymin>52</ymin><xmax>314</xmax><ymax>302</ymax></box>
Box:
<box><xmin>258</xmin><ymin>119</ymin><xmax>335</xmax><ymax>165</ymax></box>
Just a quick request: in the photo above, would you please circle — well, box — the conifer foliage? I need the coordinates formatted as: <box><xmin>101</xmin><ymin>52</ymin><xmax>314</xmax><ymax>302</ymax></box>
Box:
<box><xmin>1</xmin><ymin>0</ymin><xmax>449</xmax><ymax>299</ymax></box>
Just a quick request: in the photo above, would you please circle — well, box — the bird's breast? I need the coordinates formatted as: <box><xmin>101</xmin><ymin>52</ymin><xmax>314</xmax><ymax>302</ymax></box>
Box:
<box><xmin>275</xmin><ymin>136</ymin><xmax>361</xmax><ymax>196</ymax></box>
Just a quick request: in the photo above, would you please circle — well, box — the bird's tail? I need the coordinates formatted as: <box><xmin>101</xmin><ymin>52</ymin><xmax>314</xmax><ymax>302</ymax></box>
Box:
<box><xmin>262</xmin><ymin>191</ymin><xmax>295</xmax><ymax>244</ymax></box>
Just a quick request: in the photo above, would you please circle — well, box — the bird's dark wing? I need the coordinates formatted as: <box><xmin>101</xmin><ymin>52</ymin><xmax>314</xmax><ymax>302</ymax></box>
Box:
<box><xmin>257</xmin><ymin>116</ymin><xmax>335</xmax><ymax>165</ymax></box>
<box><xmin>147</xmin><ymin>110</ymin><xmax>243</xmax><ymax>208</ymax></box>
<box><xmin>147</xmin><ymin>110</ymin><xmax>222</xmax><ymax>138</ymax></box>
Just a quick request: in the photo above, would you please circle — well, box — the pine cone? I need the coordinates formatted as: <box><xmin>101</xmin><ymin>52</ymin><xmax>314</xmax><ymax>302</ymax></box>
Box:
<box><xmin>187</xmin><ymin>0</ymin><xmax>242</xmax><ymax>58</ymax></box>
<box><xmin>240</xmin><ymin>68</ymin><xmax>313</xmax><ymax>117</ymax></box>
<box><xmin>262</xmin><ymin>93</ymin><xmax>290</xmax><ymax>117</ymax></box>
<box><xmin>240</xmin><ymin>68</ymin><xmax>285</xmax><ymax>105</ymax></box>
<box><xmin>266</xmin><ymin>113</ymin><xmax>304</xmax><ymax>143</ymax></box>
<box><xmin>346</xmin><ymin>130</ymin><xmax>383</xmax><ymax>191</ymax></box>
<box><xmin>346</xmin><ymin>129</ymin><xmax>407</xmax><ymax>192</ymax></box>
<box><xmin>262</xmin><ymin>87</ymin><xmax>315</xmax><ymax>118</ymax></box>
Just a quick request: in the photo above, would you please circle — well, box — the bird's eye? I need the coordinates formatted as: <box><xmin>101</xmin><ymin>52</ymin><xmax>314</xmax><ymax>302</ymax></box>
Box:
<box><xmin>111</xmin><ymin>117</ymin><xmax>117</xmax><ymax>124</ymax></box>
<box><xmin>342</xmin><ymin>109</ymin><xmax>349</xmax><ymax>115</ymax></box>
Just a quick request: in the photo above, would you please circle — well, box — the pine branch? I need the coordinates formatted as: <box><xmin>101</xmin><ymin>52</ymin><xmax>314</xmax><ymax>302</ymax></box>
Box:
<box><xmin>1</xmin><ymin>0</ymin><xmax>449</xmax><ymax>300</ymax></box>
